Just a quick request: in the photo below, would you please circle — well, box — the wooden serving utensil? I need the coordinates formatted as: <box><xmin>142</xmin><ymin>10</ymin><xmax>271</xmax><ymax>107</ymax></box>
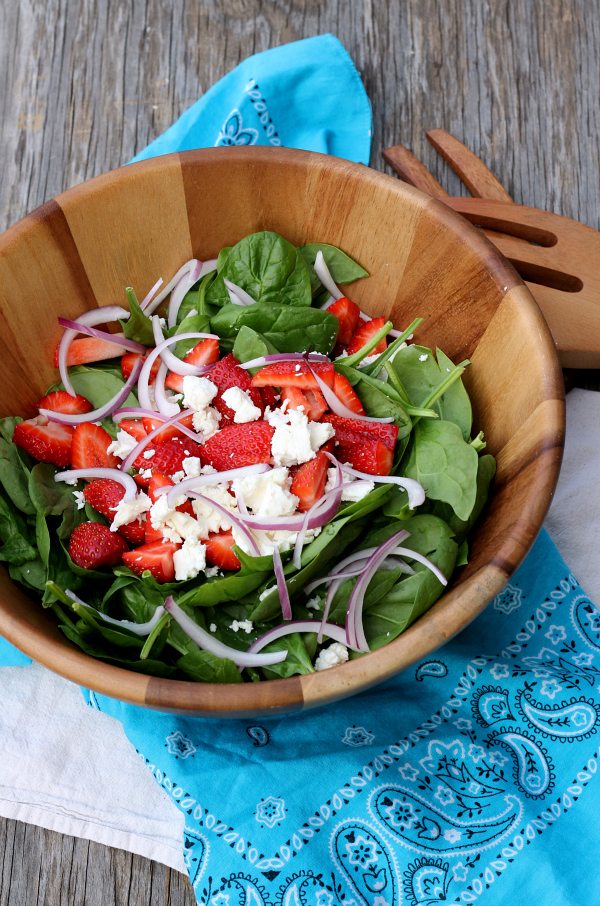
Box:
<box><xmin>383</xmin><ymin>131</ymin><xmax>600</xmax><ymax>369</ymax></box>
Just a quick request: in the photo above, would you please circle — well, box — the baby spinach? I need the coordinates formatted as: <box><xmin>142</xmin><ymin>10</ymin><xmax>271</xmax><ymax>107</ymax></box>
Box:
<box><xmin>178</xmin><ymin>570</ymin><xmax>270</xmax><ymax>609</ymax></box>
<box><xmin>261</xmin><ymin>632</ymin><xmax>316</xmax><ymax>679</ymax></box>
<box><xmin>232</xmin><ymin>325</ymin><xmax>280</xmax><ymax>370</ymax></box>
<box><xmin>429</xmin><ymin>453</ymin><xmax>496</xmax><ymax>543</ymax></box>
<box><xmin>336</xmin><ymin>364</ymin><xmax>413</xmax><ymax>438</ymax></box>
<box><xmin>174</xmin><ymin>312</ymin><xmax>212</xmax><ymax>358</ymax></box>
<box><xmin>0</xmin><ymin>437</ymin><xmax>36</xmax><ymax>514</ymax></box>
<box><xmin>297</xmin><ymin>243</ymin><xmax>368</xmax><ymax>295</ymax></box>
<box><xmin>0</xmin><ymin>533</ymin><xmax>38</xmax><ymax>567</ymax></box>
<box><xmin>177</xmin><ymin>647</ymin><xmax>242</xmax><ymax>683</ymax></box>
<box><xmin>119</xmin><ymin>288</ymin><xmax>154</xmax><ymax>346</ymax></box>
<box><xmin>403</xmin><ymin>420</ymin><xmax>479</xmax><ymax>521</ymax></box>
<box><xmin>210</xmin><ymin>301</ymin><xmax>339</xmax><ymax>356</ymax></box>
<box><xmin>217</xmin><ymin>231</ymin><xmax>312</xmax><ymax>308</ymax></box>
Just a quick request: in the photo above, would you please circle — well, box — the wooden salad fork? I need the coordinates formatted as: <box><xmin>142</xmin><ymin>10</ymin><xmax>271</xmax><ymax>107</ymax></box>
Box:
<box><xmin>383</xmin><ymin>130</ymin><xmax>600</xmax><ymax>369</ymax></box>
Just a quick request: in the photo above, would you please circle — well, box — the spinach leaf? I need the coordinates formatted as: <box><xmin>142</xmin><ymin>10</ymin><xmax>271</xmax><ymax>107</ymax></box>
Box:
<box><xmin>429</xmin><ymin>453</ymin><xmax>496</xmax><ymax>543</ymax></box>
<box><xmin>327</xmin><ymin>566</ymin><xmax>404</xmax><ymax>625</ymax></box>
<box><xmin>261</xmin><ymin>632</ymin><xmax>315</xmax><ymax>679</ymax></box>
<box><xmin>0</xmin><ymin>438</ymin><xmax>35</xmax><ymax>514</ymax></box>
<box><xmin>28</xmin><ymin>463</ymin><xmax>79</xmax><ymax>516</ymax></box>
<box><xmin>435</xmin><ymin>349</ymin><xmax>472</xmax><ymax>441</ymax></box>
<box><xmin>35</xmin><ymin>511</ymin><xmax>51</xmax><ymax>567</ymax></box>
<box><xmin>177</xmin><ymin>647</ymin><xmax>242</xmax><ymax>683</ymax></box>
<box><xmin>218</xmin><ymin>231</ymin><xmax>312</xmax><ymax>308</ymax></box>
<box><xmin>217</xmin><ymin>247</ymin><xmax>232</xmax><ymax>272</ymax></box>
<box><xmin>177</xmin><ymin>571</ymin><xmax>270</xmax><ymax>608</ymax></box>
<box><xmin>174</xmin><ymin>313</ymin><xmax>212</xmax><ymax>358</ymax></box>
<box><xmin>119</xmin><ymin>288</ymin><xmax>154</xmax><ymax>346</ymax></box>
<box><xmin>205</xmin><ymin>273</ymin><xmax>231</xmax><ymax>308</ymax></box>
<box><xmin>297</xmin><ymin>243</ymin><xmax>368</xmax><ymax>295</ymax></box>
<box><xmin>0</xmin><ymin>489</ymin><xmax>31</xmax><ymax>543</ymax></box>
<box><xmin>232</xmin><ymin>325</ymin><xmax>280</xmax><ymax>372</ymax></box>
<box><xmin>67</xmin><ymin>366</ymin><xmax>139</xmax><ymax>411</ymax></box>
<box><xmin>0</xmin><ymin>417</ymin><xmax>23</xmax><ymax>444</ymax></box>
<box><xmin>0</xmin><ymin>533</ymin><xmax>38</xmax><ymax>566</ymax></box>
<box><xmin>119</xmin><ymin>582</ymin><xmax>164</xmax><ymax>622</ymax></box>
<box><xmin>403</xmin><ymin>420</ymin><xmax>478</xmax><ymax>521</ymax></box>
<box><xmin>456</xmin><ymin>540</ymin><xmax>469</xmax><ymax>566</ymax></box>
<box><xmin>210</xmin><ymin>302</ymin><xmax>339</xmax><ymax>356</ymax></box>
<box><xmin>58</xmin><ymin>622</ymin><xmax>175</xmax><ymax>676</ymax></box>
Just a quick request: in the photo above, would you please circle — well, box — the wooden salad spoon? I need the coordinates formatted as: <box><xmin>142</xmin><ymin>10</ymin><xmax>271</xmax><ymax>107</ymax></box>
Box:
<box><xmin>383</xmin><ymin>130</ymin><xmax>600</xmax><ymax>369</ymax></box>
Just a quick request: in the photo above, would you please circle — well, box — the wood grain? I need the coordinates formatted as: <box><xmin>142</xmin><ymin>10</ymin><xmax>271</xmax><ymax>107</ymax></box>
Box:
<box><xmin>0</xmin><ymin>0</ymin><xmax>597</xmax><ymax>901</ymax></box>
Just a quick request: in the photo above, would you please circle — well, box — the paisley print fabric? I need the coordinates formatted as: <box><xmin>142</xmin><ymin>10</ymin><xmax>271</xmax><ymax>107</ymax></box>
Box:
<box><xmin>80</xmin><ymin>530</ymin><xmax>600</xmax><ymax>904</ymax></box>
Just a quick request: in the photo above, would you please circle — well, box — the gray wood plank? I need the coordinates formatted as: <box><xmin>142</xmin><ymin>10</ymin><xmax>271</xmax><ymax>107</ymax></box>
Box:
<box><xmin>0</xmin><ymin>0</ymin><xmax>599</xmax><ymax>902</ymax></box>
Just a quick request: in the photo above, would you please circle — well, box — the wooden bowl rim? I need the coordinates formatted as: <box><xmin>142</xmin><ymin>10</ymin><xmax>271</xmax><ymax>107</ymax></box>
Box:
<box><xmin>0</xmin><ymin>147</ymin><xmax>565</xmax><ymax>718</ymax></box>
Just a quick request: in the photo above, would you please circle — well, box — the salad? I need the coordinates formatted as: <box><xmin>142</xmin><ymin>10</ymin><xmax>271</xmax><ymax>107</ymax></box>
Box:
<box><xmin>0</xmin><ymin>231</ymin><xmax>495</xmax><ymax>683</ymax></box>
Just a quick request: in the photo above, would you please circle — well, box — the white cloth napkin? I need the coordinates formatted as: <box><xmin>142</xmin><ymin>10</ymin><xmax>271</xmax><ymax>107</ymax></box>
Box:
<box><xmin>0</xmin><ymin>387</ymin><xmax>597</xmax><ymax>872</ymax></box>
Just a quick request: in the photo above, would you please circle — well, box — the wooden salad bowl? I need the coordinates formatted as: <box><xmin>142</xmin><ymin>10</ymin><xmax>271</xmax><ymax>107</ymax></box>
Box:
<box><xmin>0</xmin><ymin>147</ymin><xmax>564</xmax><ymax>718</ymax></box>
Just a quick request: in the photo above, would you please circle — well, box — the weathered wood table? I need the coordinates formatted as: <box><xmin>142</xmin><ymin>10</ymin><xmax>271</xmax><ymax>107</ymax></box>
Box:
<box><xmin>1</xmin><ymin>0</ymin><xmax>598</xmax><ymax>902</ymax></box>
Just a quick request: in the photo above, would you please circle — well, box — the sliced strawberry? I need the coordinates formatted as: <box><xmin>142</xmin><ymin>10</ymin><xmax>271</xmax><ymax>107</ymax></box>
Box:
<box><xmin>251</xmin><ymin>360</ymin><xmax>335</xmax><ymax>391</ymax></box>
<box><xmin>290</xmin><ymin>452</ymin><xmax>329</xmax><ymax>512</ymax></box>
<box><xmin>209</xmin><ymin>354</ymin><xmax>264</xmax><ymax>426</ymax></box>
<box><xmin>132</xmin><ymin>438</ymin><xmax>203</xmax><ymax>477</ymax></box>
<box><xmin>148</xmin><ymin>472</ymin><xmax>195</xmax><ymax>516</ymax></box>
<box><xmin>303</xmin><ymin>388</ymin><xmax>328</xmax><ymax>421</ymax></box>
<box><xmin>54</xmin><ymin>336</ymin><xmax>124</xmax><ymax>368</ymax></box>
<box><xmin>335</xmin><ymin>438</ymin><xmax>393</xmax><ymax>476</ymax></box>
<box><xmin>122</xmin><ymin>540</ymin><xmax>181</xmax><ymax>583</ymax></box>
<box><xmin>70</xmin><ymin>423</ymin><xmax>118</xmax><ymax>470</ymax></box>
<box><xmin>37</xmin><ymin>390</ymin><xmax>93</xmax><ymax>415</ymax></box>
<box><xmin>202</xmin><ymin>421</ymin><xmax>274</xmax><ymax>471</ymax></box>
<box><xmin>259</xmin><ymin>386</ymin><xmax>279</xmax><ymax>409</ymax></box>
<box><xmin>321</xmin><ymin>413</ymin><xmax>399</xmax><ymax>451</ymax></box>
<box><xmin>328</xmin><ymin>297</ymin><xmax>360</xmax><ymax>345</ymax></box>
<box><xmin>119</xmin><ymin>419</ymin><xmax>147</xmax><ymax>442</ymax></box>
<box><xmin>144</xmin><ymin>521</ymin><xmax>164</xmax><ymax>544</ymax></box>
<box><xmin>13</xmin><ymin>416</ymin><xmax>74</xmax><ymax>467</ymax></box>
<box><xmin>205</xmin><ymin>531</ymin><xmax>241</xmax><ymax>571</ymax></box>
<box><xmin>347</xmin><ymin>316</ymin><xmax>387</xmax><ymax>356</ymax></box>
<box><xmin>280</xmin><ymin>386</ymin><xmax>310</xmax><ymax>414</ymax></box>
<box><xmin>141</xmin><ymin>413</ymin><xmax>195</xmax><ymax>443</ymax></box>
<box><xmin>121</xmin><ymin>353</ymin><xmax>160</xmax><ymax>385</ymax></box>
<box><xmin>332</xmin><ymin>373</ymin><xmax>365</xmax><ymax>415</ymax></box>
<box><xmin>82</xmin><ymin>478</ymin><xmax>146</xmax><ymax>545</ymax></box>
<box><xmin>68</xmin><ymin>521</ymin><xmax>129</xmax><ymax>570</ymax></box>
<box><xmin>164</xmin><ymin>338</ymin><xmax>221</xmax><ymax>392</ymax></box>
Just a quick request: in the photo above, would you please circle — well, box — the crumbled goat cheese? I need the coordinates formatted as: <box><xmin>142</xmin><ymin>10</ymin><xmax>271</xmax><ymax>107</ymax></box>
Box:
<box><xmin>169</xmin><ymin>511</ymin><xmax>206</xmax><ymax>541</ymax></box>
<box><xmin>336</xmin><ymin>349</ymin><xmax>349</xmax><ymax>359</ymax></box>
<box><xmin>159</xmin><ymin>317</ymin><xmax>167</xmax><ymax>329</ymax></box>
<box><xmin>192</xmin><ymin>406</ymin><xmax>221</xmax><ymax>439</ymax></box>
<box><xmin>232</xmin><ymin>525</ymin><xmax>321</xmax><ymax>556</ymax></box>
<box><xmin>264</xmin><ymin>398</ymin><xmax>290</xmax><ymax>429</ymax></box>
<box><xmin>271</xmin><ymin>408</ymin><xmax>333</xmax><ymax>467</ymax></box>
<box><xmin>209</xmin><ymin>623</ymin><xmax>217</xmax><ymax>632</ymax></box>
<box><xmin>306</xmin><ymin>596</ymin><xmax>321</xmax><ymax>611</ymax></box>
<box><xmin>107</xmin><ymin>430</ymin><xmax>138</xmax><ymax>460</ymax></box>
<box><xmin>140</xmin><ymin>468</ymin><xmax>152</xmax><ymax>480</ymax></box>
<box><xmin>182</xmin><ymin>456</ymin><xmax>202</xmax><ymax>478</ymax></box>
<box><xmin>361</xmin><ymin>354</ymin><xmax>381</xmax><ymax>366</ymax></box>
<box><xmin>419</xmin><ymin>353</ymin><xmax>428</xmax><ymax>362</ymax></box>
<box><xmin>173</xmin><ymin>536</ymin><xmax>206</xmax><ymax>581</ymax></box>
<box><xmin>230</xmin><ymin>619</ymin><xmax>253</xmax><ymax>634</ymax></box>
<box><xmin>182</xmin><ymin>375</ymin><xmax>218</xmax><ymax>411</ymax></box>
<box><xmin>222</xmin><ymin>387</ymin><xmax>261</xmax><ymax>423</ymax></box>
<box><xmin>315</xmin><ymin>642</ymin><xmax>349</xmax><ymax>671</ymax></box>
<box><xmin>232</xmin><ymin>468</ymin><xmax>297</xmax><ymax>515</ymax></box>
<box><xmin>149</xmin><ymin>493</ymin><xmax>186</xmax><ymax>543</ymax></box>
<box><xmin>143</xmin><ymin>449</ymin><xmax>155</xmax><ymax>459</ymax></box>
<box><xmin>171</xmin><ymin>470</ymin><xmax>185</xmax><ymax>483</ymax></box>
<box><xmin>191</xmin><ymin>485</ymin><xmax>237</xmax><ymax>534</ymax></box>
<box><xmin>110</xmin><ymin>492</ymin><xmax>152</xmax><ymax>531</ymax></box>
<box><xmin>326</xmin><ymin>467</ymin><xmax>374</xmax><ymax>502</ymax></box>
<box><xmin>259</xmin><ymin>586</ymin><xmax>276</xmax><ymax>600</ymax></box>
<box><xmin>205</xmin><ymin>566</ymin><xmax>221</xmax><ymax>578</ymax></box>
<box><xmin>73</xmin><ymin>491</ymin><xmax>86</xmax><ymax>510</ymax></box>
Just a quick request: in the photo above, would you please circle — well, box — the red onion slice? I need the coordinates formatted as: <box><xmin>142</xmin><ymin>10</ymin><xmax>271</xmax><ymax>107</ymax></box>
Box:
<box><xmin>390</xmin><ymin>547</ymin><xmax>448</xmax><ymax>586</ymax></box>
<box><xmin>307</xmin><ymin>362</ymin><xmax>394</xmax><ymax>424</ymax></box>
<box><xmin>140</xmin><ymin>278</ymin><xmax>163</xmax><ymax>311</ymax></box>
<box><xmin>239</xmin><ymin>352</ymin><xmax>330</xmax><ymax>370</ymax></box>
<box><xmin>247</xmin><ymin>619</ymin><xmax>359</xmax><ymax>657</ymax></box>
<box><xmin>58</xmin><ymin>305</ymin><xmax>129</xmax><ymax>397</ymax></box>
<box><xmin>314</xmin><ymin>251</ymin><xmax>344</xmax><ymax>300</ymax></box>
<box><xmin>223</xmin><ymin>279</ymin><xmax>256</xmax><ymax>306</ymax></box>
<box><xmin>57</xmin><ymin>319</ymin><xmax>146</xmax><ymax>355</ymax></box>
<box><xmin>43</xmin><ymin>358</ymin><xmax>143</xmax><ymax>426</ymax></box>
<box><xmin>163</xmin><ymin>596</ymin><xmax>286</xmax><ymax>668</ymax></box>
<box><xmin>54</xmin><ymin>466</ymin><xmax>138</xmax><ymax>501</ymax></box>
<box><xmin>120</xmin><ymin>408</ymin><xmax>197</xmax><ymax>472</ymax></box>
<box><xmin>319</xmin><ymin>294</ymin><xmax>335</xmax><ymax>309</ymax></box>
<box><xmin>152</xmin><ymin>316</ymin><xmax>218</xmax><ymax>378</ymax></box>
<box><xmin>154</xmin><ymin>362</ymin><xmax>181</xmax><ymax>418</ymax></box>
<box><xmin>273</xmin><ymin>547</ymin><xmax>292</xmax><ymax>620</ymax></box>
<box><xmin>346</xmin><ymin>529</ymin><xmax>410</xmax><ymax>651</ymax></box>
<box><xmin>66</xmin><ymin>589</ymin><xmax>165</xmax><ymax>635</ymax></box>
<box><xmin>164</xmin><ymin>463</ymin><xmax>271</xmax><ymax>508</ymax></box>
<box><xmin>137</xmin><ymin>328</ymin><xmax>217</xmax><ymax>411</ymax></box>
<box><xmin>186</xmin><ymin>490</ymin><xmax>260</xmax><ymax>556</ymax></box>
<box><xmin>292</xmin><ymin>460</ymin><xmax>343</xmax><ymax>569</ymax></box>
<box><xmin>335</xmin><ymin>460</ymin><xmax>426</xmax><ymax>510</ymax></box>
<box><xmin>242</xmin><ymin>484</ymin><xmax>343</xmax><ymax>533</ymax></box>
<box><xmin>167</xmin><ymin>260</ymin><xmax>203</xmax><ymax>328</ymax></box>
<box><xmin>144</xmin><ymin>260</ymin><xmax>200</xmax><ymax>316</ymax></box>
